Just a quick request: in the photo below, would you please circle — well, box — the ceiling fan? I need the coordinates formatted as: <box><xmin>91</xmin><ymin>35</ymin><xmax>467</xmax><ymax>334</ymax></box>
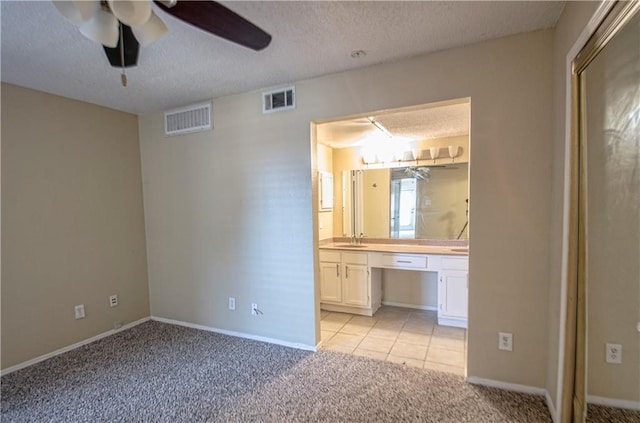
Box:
<box><xmin>53</xmin><ymin>0</ymin><xmax>272</xmax><ymax>85</ymax></box>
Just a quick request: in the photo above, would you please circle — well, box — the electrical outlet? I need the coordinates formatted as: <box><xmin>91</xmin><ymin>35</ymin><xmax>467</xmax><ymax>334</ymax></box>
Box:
<box><xmin>109</xmin><ymin>294</ymin><xmax>118</xmax><ymax>308</ymax></box>
<box><xmin>251</xmin><ymin>303</ymin><xmax>258</xmax><ymax>316</ymax></box>
<box><xmin>74</xmin><ymin>304</ymin><xmax>85</xmax><ymax>320</ymax></box>
<box><xmin>498</xmin><ymin>332</ymin><xmax>513</xmax><ymax>351</ymax></box>
<box><xmin>605</xmin><ymin>343</ymin><xmax>622</xmax><ymax>364</ymax></box>
<box><xmin>228</xmin><ymin>297</ymin><xmax>236</xmax><ymax>311</ymax></box>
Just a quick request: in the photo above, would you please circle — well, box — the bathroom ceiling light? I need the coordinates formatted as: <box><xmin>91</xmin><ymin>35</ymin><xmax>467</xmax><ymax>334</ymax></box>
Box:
<box><xmin>368</xmin><ymin>117</ymin><xmax>393</xmax><ymax>138</ymax></box>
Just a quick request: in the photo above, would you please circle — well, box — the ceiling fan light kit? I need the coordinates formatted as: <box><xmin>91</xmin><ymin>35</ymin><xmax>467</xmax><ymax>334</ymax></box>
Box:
<box><xmin>107</xmin><ymin>0</ymin><xmax>152</xmax><ymax>27</ymax></box>
<box><xmin>131</xmin><ymin>11</ymin><xmax>168</xmax><ymax>47</ymax></box>
<box><xmin>58</xmin><ymin>0</ymin><xmax>163</xmax><ymax>49</ymax></box>
<box><xmin>52</xmin><ymin>0</ymin><xmax>99</xmax><ymax>25</ymax></box>
<box><xmin>79</xmin><ymin>8</ymin><xmax>119</xmax><ymax>48</ymax></box>
<box><xmin>53</xmin><ymin>0</ymin><xmax>272</xmax><ymax>86</ymax></box>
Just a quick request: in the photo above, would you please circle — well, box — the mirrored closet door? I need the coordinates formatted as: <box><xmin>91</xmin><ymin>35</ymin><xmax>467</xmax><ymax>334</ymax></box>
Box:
<box><xmin>571</xmin><ymin>1</ymin><xmax>640</xmax><ymax>421</ymax></box>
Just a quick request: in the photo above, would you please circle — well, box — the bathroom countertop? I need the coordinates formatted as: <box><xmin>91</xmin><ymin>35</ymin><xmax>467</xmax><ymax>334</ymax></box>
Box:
<box><xmin>319</xmin><ymin>242</ymin><xmax>468</xmax><ymax>256</ymax></box>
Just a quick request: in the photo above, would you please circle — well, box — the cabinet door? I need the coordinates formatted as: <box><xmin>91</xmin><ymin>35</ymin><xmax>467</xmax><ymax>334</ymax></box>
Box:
<box><xmin>342</xmin><ymin>264</ymin><xmax>369</xmax><ymax>307</ymax></box>
<box><xmin>320</xmin><ymin>261</ymin><xmax>342</xmax><ymax>303</ymax></box>
<box><xmin>439</xmin><ymin>271</ymin><xmax>468</xmax><ymax>319</ymax></box>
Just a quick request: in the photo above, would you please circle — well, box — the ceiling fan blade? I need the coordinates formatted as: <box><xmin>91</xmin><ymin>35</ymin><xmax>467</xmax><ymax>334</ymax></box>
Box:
<box><xmin>103</xmin><ymin>24</ymin><xmax>140</xmax><ymax>68</ymax></box>
<box><xmin>154</xmin><ymin>0</ymin><xmax>271</xmax><ymax>51</ymax></box>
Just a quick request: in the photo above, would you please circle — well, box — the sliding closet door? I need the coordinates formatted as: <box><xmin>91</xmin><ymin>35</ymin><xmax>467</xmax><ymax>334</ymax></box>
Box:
<box><xmin>579</xmin><ymin>4</ymin><xmax>639</xmax><ymax>419</ymax></box>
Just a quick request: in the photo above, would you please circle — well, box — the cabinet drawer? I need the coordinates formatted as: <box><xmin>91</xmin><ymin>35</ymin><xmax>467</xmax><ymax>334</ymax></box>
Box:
<box><xmin>342</xmin><ymin>252</ymin><xmax>368</xmax><ymax>265</ymax></box>
<box><xmin>441</xmin><ymin>257</ymin><xmax>468</xmax><ymax>270</ymax></box>
<box><xmin>319</xmin><ymin>250</ymin><xmax>341</xmax><ymax>263</ymax></box>
<box><xmin>381</xmin><ymin>254</ymin><xmax>427</xmax><ymax>269</ymax></box>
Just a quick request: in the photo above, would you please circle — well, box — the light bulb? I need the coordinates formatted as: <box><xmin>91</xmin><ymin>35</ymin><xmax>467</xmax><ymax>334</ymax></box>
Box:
<box><xmin>448</xmin><ymin>145</ymin><xmax>460</xmax><ymax>161</ymax></box>
<box><xmin>429</xmin><ymin>147</ymin><xmax>439</xmax><ymax>161</ymax></box>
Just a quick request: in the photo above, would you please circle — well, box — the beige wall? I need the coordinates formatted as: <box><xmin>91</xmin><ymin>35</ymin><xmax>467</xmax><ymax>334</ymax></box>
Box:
<box><xmin>382</xmin><ymin>270</ymin><xmax>438</xmax><ymax>309</ymax></box>
<box><xmin>547</xmin><ymin>0</ymin><xmax>600</xmax><ymax>412</ymax></box>
<box><xmin>317</xmin><ymin>143</ymin><xmax>334</xmax><ymax>240</ymax></box>
<box><xmin>139</xmin><ymin>95</ymin><xmax>318</xmax><ymax>347</ymax></box>
<box><xmin>139</xmin><ymin>29</ymin><xmax>556</xmax><ymax>388</ymax></box>
<box><xmin>1</xmin><ymin>83</ymin><xmax>150</xmax><ymax>369</ymax></box>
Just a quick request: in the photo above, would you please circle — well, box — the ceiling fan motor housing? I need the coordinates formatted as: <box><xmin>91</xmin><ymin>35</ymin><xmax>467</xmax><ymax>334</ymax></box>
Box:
<box><xmin>103</xmin><ymin>24</ymin><xmax>139</xmax><ymax>68</ymax></box>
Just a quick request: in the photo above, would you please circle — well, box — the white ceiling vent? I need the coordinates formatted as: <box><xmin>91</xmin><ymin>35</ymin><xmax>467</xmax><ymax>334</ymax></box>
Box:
<box><xmin>263</xmin><ymin>86</ymin><xmax>295</xmax><ymax>114</ymax></box>
<box><xmin>164</xmin><ymin>102</ymin><xmax>212</xmax><ymax>136</ymax></box>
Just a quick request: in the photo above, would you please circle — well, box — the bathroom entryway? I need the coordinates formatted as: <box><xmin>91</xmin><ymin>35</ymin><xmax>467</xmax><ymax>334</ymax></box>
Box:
<box><xmin>320</xmin><ymin>306</ymin><xmax>466</xmax><ymax>375</ymax></box>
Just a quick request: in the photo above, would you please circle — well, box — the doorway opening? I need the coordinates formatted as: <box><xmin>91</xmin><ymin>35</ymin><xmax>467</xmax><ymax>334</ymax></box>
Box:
<box><xmin>312</xmin><ymin>98</ymin><xmax>471</xmax><ymax>375</ymax></box>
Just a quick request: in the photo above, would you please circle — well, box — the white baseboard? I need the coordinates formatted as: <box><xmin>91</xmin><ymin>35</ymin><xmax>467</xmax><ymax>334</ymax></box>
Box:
<box><xmin>151</xmin><ymin>316</ymin><xmax>318</xmax><ymax>352</ymax></box>
<box><xmin>587</xmin><ymin>394</ymin><xmax>640</xmax><ymax>411</ymax></box>
<box><xmin>1</xmin><ymin>317</ymin><xmax>150</xmax><ymax>376</ymax></box>
<box><xmin>465</xmin><ymin>376</ymin><xmax>548</xmax><ymax>397</ymax></box>
<box><xmin>381</xmin><ymin>301</ymin><xmax>437</xmax><ymax>311</ymax></box>
<box><xmin>437</xmin><ymin>316</ymin><xmax>467</xmax><ymax>329</ymax></box>
<box><xmin>466</xmin><ymin>376</ymin><xmax>554</xmax><ymax>419</ymax></box>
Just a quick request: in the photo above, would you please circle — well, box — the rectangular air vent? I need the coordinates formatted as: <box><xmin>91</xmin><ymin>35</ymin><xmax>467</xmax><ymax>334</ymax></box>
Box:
<box><xmin>262</xmin><ymin>86</ymin><xmax>295</xmax><ymax>113</ymax></box>
<box><xmin>164</xmin><ymin>102</ymin><xmax>212</xmax><ymax>136</ymax></box>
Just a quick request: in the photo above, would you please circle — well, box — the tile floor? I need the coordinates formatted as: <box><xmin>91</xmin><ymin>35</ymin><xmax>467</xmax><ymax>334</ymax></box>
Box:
<box><xmin>320</xmin><ymin>306</ymin><xmax>466</xmax><ymax>376</ymax></box>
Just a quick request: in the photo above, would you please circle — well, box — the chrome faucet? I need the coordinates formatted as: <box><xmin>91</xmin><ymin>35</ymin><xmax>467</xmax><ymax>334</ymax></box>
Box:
<box><xmin>350</xmin><ymin>234</ymin><xmax>356</xmax><ymax>245</ymax></box>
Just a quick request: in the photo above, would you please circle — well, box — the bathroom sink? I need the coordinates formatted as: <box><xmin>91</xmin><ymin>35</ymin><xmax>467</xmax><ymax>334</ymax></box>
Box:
<box><xmin>450</xmin><ymin>248</ymin><xmax>469</xmax><ymax>253</ymax></box>
<box><xmin>334</xmin><ymin>244</ymin><xmax>369</xmax><ymax>248</ymax></box>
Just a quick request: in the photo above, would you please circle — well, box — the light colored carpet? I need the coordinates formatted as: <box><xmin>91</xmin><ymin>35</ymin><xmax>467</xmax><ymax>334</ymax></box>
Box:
<box><xmin>2</xmin><ymin>321</ymin><xmax>556</xmax><ymax>422</ymax></box>
<box><xmin>586</xmin><ymin>404</ymin><xmax>640</xmax><ymax>423</ymax></box>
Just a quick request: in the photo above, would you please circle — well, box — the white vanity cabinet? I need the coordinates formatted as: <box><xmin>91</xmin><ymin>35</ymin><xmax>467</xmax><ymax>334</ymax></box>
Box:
<box><xmin>319</xmin><ymin>256</ymin><xmax>342</xmax><ymax>303</ymax></box>
<box><xmin>319</xmin><ymin>247</ymin><xmax>467</xmax><ymax>323</ymax></box>
<box><xmin>319</xmin><ymin>249</ymin><xmax>381</xmax><ymax>316</ymax></box>
<box><xmin>437</xmin><ymin>256</ymin><xmax>469</xmax><ymax>328</ymax></box>
<box><xmin>342</xmin><ymin>255</ymin><xmax>369</xmax><ymax>307</ymax></box>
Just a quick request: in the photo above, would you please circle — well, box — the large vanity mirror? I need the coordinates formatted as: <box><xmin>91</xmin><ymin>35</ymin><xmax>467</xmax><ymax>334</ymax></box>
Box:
<box><xmin>344</xmin><ymin>163</ymin><xmax>469</xmax><ymax>240</ymax></box>
<box><xmin>316</xmin><ymin>98</ymin><xmax>471</xmax><ymax>242</ymax></box>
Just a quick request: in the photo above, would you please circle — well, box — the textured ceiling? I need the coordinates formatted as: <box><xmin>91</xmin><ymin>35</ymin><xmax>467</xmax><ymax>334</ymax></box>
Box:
<box><xmin>1</xmin><ymin>1</ymin><xmax>565</xmax><ymax>115</ymax></box>
<box><xmin>316</xmin><ymin>101</ymin><xmax>470</xmax><ymax>148</ymax></box>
